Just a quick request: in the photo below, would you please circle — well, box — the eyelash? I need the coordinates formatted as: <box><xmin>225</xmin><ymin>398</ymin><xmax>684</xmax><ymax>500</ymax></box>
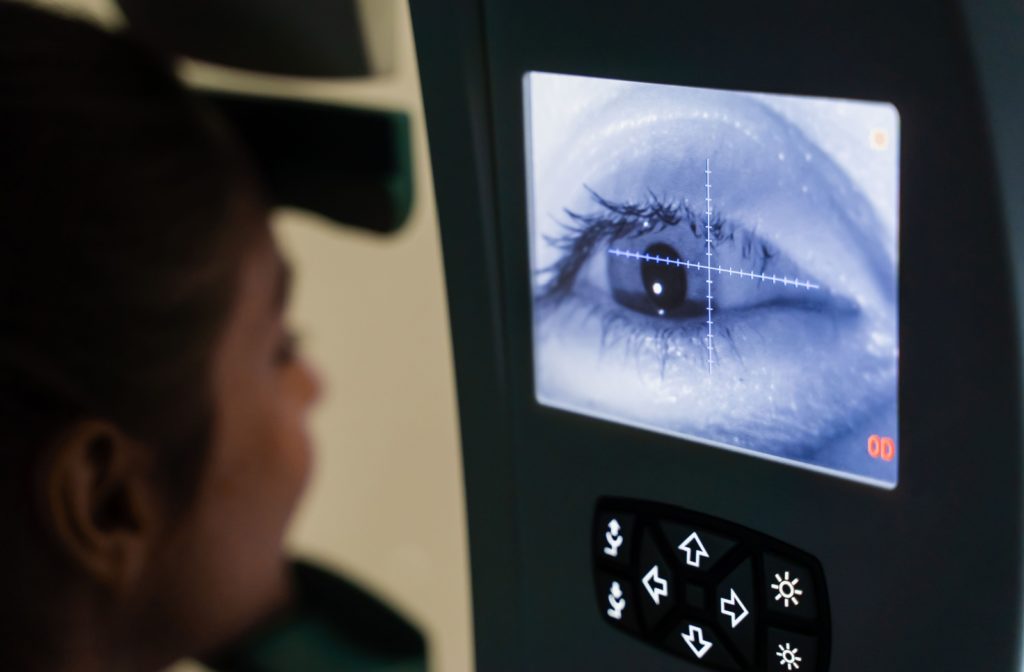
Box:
<box><xmin>537</xmin><ymin>187</ymin><xmax>775</xmax><ymax>302</ymax></box>
<box><xmin>535</xmin><ymin>188</ymin><xmax>778</xmax><ymax>371</ymax></box>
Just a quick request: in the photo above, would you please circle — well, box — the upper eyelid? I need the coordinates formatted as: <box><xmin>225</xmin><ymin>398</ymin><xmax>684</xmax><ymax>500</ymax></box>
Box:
<box><xmin>539</xmin><ymin>188</ymin><xmax>740</xmax><ymax>300</ymax></box>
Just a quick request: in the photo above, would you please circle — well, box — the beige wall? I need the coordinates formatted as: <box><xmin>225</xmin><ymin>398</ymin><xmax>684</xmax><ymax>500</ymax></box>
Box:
<box><xmin>29</xmin><ymin>1</ymin><xmax>473</xmax><ymax>670</ymax></box>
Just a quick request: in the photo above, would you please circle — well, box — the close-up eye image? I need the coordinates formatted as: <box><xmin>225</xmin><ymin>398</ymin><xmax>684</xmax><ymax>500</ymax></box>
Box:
<box><xmin>525</xmin><ymin>72</ymin><xmax>900</xmax><ymax>488</ymax></box>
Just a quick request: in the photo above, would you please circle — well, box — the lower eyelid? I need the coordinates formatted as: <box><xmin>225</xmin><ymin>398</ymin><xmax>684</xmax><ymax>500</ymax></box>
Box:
<box><xmin>537</xmin><ymin>289</ymin><xmax>711</xmax><ymax>365</ymax></box>
<box><xmin>538</xmin><ymin>270</ymin><xmax>862</xmax><ymax>381</ymax></box>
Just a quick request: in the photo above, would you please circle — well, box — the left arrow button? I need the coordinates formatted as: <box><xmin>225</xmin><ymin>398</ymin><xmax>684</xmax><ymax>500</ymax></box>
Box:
<box><xmin>636</xmin><ymin>529</ymin><xmax>675</xmax><ymax>630</ymax></box>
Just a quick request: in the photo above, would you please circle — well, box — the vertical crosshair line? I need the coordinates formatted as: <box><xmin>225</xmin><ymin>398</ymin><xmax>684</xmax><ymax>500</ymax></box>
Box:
<box><xmin>705</xmin><ymin>158</ymin><xmax>714</xmax><ymax>374</ymax></box>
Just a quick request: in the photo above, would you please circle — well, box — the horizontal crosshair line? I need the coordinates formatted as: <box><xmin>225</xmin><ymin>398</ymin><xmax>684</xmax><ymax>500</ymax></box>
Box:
<box><xmin>608</xmin><ymin>247</ymin><xmax>820</xmax><ymax>290</ymax></box>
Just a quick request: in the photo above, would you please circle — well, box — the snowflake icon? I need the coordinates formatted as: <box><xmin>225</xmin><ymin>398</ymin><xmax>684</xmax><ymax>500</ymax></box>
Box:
<box><xmin>776</xmin><ymin>642</ymin><xmax>802</xmax><ymax>670</ymax></box>
<box><xmin>771</xmin><ymin>571</ymin><xmax>804</xmax><ymax>608</ymax></box>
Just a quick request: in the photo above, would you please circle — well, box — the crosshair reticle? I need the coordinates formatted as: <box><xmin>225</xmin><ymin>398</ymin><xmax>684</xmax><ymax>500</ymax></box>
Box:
<box><xmin>607</xmin><ymin>159</ymin><xmax>821</xmax><ymax>374</ymax></box>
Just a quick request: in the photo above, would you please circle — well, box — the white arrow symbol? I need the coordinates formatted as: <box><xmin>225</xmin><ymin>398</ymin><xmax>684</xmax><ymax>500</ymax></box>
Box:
<box><xmin>641</xmin><ymin>565</ymin><xmax>669</xmax><ymax>605</ymax></box>
<box><xmin>681</xmin><ymin>624</ymin><xmax>713</xmax><ymax>659</ymax></box>
<box><xmin>603</xmin><ymin>519</ymin><xmax>623</xmax><ymax>557</ymax></box>
<box><xmin>678</xmin><ymin>532</ymin><xmax>710</xmax><ymax>568</ymax></box>
<box><xmin>606</xmin><ymin>581</ymin><xmax>626</xmax><ymax>620</ymax></box>
<box><xmin>719</xmin><ymin>588</ymin><xmax>749</xmax><ymax>628</ymax></box>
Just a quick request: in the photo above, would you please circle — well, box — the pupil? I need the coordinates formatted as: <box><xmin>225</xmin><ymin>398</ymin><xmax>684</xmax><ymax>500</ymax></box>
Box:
<box><xmin>641</xmin><ymin>243</ymin><xmax>688</xmax><ymax>312</ymax></box>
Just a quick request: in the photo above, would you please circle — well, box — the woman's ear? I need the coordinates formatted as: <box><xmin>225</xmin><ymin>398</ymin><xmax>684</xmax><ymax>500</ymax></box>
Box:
<box><xmin>41</xmin><ymin>420</ymin><xmax>163</xmax><ymax>593</ymax></box>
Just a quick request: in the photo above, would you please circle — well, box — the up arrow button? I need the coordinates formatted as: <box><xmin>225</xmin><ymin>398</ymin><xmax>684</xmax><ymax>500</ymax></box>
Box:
<box><xmin>678</xmin><ymin>531</ymin><xmax>710</xmax><ymax>568</ymax></box>
<box><xmin>662</xmin><ymin>523</ymin><xmax>736</xmax><ymax>574</ymax></box>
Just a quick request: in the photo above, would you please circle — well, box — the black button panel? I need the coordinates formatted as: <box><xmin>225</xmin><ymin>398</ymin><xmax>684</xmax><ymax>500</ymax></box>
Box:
<box><xmin>593</xmin><ymin>498</ymin><xmax>830</xmax><ymax>671</ymax></box>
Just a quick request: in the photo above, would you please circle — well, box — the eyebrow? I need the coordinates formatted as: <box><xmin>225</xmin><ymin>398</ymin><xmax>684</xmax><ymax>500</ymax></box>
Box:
<box><xmin>274</xmin><ymin>255</ymin><xmax>293</xmax><ymax>314</ymax></box>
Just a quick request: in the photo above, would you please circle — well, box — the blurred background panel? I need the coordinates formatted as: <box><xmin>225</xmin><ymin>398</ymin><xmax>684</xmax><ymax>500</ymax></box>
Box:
<box><xmin>23</xmin><ymin>1</ymin><xmax>473</xmax><ymax>670</ymax></box>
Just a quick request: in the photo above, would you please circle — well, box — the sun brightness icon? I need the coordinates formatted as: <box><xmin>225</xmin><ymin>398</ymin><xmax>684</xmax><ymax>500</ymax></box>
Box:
<box><xmin>776</xmin><ymin>642</ymin><xmax>802</xmax><ymax>670</ymax></box>
<box><xmin>771</xmin><ymin>571</ymin><xmax>804</xmax><ymax>608</ymax></box>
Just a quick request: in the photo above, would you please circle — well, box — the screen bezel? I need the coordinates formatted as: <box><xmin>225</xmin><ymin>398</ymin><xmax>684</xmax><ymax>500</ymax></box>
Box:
<box><xmin>521</xmin><ymin>71</ymin><xmax>902</xmax><ymax>490</ymax></box>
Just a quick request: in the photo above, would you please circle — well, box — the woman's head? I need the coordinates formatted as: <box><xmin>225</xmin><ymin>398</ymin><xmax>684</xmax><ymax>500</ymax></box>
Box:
<box><xmin>0</xmin><ymin>3</ymin><xmax>320</xmax><ymax>669</ymax></box>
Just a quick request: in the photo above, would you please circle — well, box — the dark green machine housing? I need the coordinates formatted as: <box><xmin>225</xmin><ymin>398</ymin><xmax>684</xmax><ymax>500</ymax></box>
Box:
<box><xmin>411</xmin><ymin>1</ymin><xmax>1024</xmax><ymax>670</ymax></box>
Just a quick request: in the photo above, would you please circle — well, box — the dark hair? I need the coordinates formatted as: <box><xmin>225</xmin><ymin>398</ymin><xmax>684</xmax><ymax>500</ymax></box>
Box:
<box><xmin>0</xmin><ymin>0</ymin><xmax>262</xmax><ymax>651</ymax></box>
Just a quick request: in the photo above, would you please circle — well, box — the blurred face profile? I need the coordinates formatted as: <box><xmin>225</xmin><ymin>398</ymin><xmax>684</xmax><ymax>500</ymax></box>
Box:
<box><xmin>0</xmin><ymin>4</ymin><xmax>326</xmax><ymax>668</ymax></box>
<box><xmin>147</xmin><ymin>220</ymin><xmax>322</xmax><ymax>655</ymax></box>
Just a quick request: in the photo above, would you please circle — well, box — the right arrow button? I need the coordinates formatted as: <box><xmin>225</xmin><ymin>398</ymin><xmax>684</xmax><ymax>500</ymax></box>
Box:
<box><xmin>714</xmin><ymin>558</ymin><xmax>756</xmax><ymax>664</ymax></box>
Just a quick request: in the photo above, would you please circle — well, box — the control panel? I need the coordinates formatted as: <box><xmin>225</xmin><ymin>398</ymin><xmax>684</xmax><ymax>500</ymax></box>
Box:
<box><xmin>594</xmin><ymin>498</ymin><xmax>830</xmax><ymax>671</ymax></box>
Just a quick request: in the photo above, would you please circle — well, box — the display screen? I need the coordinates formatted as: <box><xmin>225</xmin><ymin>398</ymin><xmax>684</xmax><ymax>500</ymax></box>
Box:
<box><xmin>524</xmin><ymin>72</ymin><xmax>899</xmax><ymax>488</ymax></box>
